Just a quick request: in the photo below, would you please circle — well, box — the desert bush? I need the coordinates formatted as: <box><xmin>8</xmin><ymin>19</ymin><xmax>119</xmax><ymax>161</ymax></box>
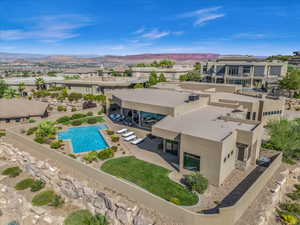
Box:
<box><xmin>105</xmin><ymin>130</ymin><xmax>114</xmax><ymax>135</ymax></box>
<box><xmin>87</xmin><ymin>117</ymin><xmax>97</xmax><ymax>124</ymax></box>
<box><xmin>26</xmin><ymin>127</ymin><xmax>37</xmax><ymax>135</ymax></box>
<box><xmin>111</xmin><ymin>135</ymin><xmax>119</xmax><ymax>143</ymax></box>
<box><xmin>71</xmin><ymin>107</ymin><xmax>77</xmax><ymax>112</ymax></box>
<box><xmin>279</xmin><ymin>201</ymin><xmax>300</xmax><ymax>215</ymax></box>
<box><xmin>34</xmin><ymin>136</ymin><xmax>46</xmax><ymax>144</ymax></box>
<box><xmin>56</xmin><ymin>116</ymin><xmax>70</xmax><ymax>124</ymax></box>
<box><xmin>50</xmin><ymin>140</ymin><xmax>63</xmax><ymax>149</ymax></box>
<box><xmin>57</xmin><ymin>105</ymin><xmax>67</xmax><ymax>112</ymax></box>
<box><xmin>29</xmin><ymin>119</ymin><xmax>36</xmax><ymax>123</ymax></box>
<box><xmin>184</xmin><ymin>172</ymin><xmax>208</xmax><ymax>194</ymax></box>
<box><xmin>83</xmin><ymin>151</ymin><xmax>98</xmax><ymax>163</ymax></box>
<box><xmin>0</xmin><ymin>132</ymin><xmax>6</xmax><ymax>137</ymax></box>
<box><xmin>111</xmin><ymin>146</ymin><xmax>118</xmax><ymax>152</ymax></box>
<box><xmin>64</xmin><ymin>210</ymin><xmax>108</xmax><ymax>225</ymax></box>
<box><xmin>15</xmin><ymin>178</ymin><xmax>35</xmax><ymax>190</ymax></box>
<box><xmin>86</xmin><ymin>111</ymin><xmax>93</xmax><ymax>116</ymax></box>
<box><xmin>31</xmin><ymin>180</ymin><xmax>46</xmax><ymax>192</ymax></box>
<box><xmin>32</xmin><ymin>190</ymin><xmax>63</xmax><ymax>207</ymax></box>
<box><xmin>71</xmin><ymin>120</ymin><xmax>82</xmax><ymax>126</ymax></box>
<box><xmin>68</xmin><ymin>154</ymin><xmax>77</xmax><ymax>159</ymax></box>
<box><xmin>98</xmin><ymin>148</ymin><xmax>114</xmax><ymax>160</ymax></box>
<box><xmin>49</xmin><ymin>194</ymin><xmax>64</xmax><ymax>207</ymax></box>
<box><xmin>70</xmin><ymin>113</ymin><xmax>86</xmax><ymax>120</ymax></box>
<box><xmin>2</xmin><ymin>166</ymin><xmax>22</xmax><ymax>177</ymax></box>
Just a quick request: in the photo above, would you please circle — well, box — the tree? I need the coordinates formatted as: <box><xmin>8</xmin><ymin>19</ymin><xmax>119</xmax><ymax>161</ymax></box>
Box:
<box><xmin>158</xmin><ymin>73</ymin><xmax>167</xmax><ymax>82</ymax></box>
<box><xmin>36</xmin><ymin>121</ymin><xmax>57</xmax><ymax>138</ymax></box>
<box><xmin>194</xmin><ymin>62</ymin><xmax>201</xmax><ymax>71</ymax></box>
<box><xmin>148</xmin><ymin>71</ymin><xmax>158</xmax><ymax>86</ymax></box>
<box><xmin>279</xmin><ymin>70</ymin><xmax>300</xmax><ymax>97</ymax></box>
<box><xmin>124</xmin><ymin>69</ymin><xmax>133</xmax><ymax>77</ymax></box>
<box><xmin>134</xmin><ymin>83</ymin><xmax>144</xmax><ymax>88</ymax></box>
<box><xmin>3</xmin><ymin>88</ymin><xmax>19</xmax><ymax>99</ymax></box>
<box><xmin>179</xmin><ymin>71</ymin><xmax>201</xmax><ymax>82</ymax></box>
<box><xmin>35</xmin><ymin>78</ymin><xmax>45</xmax><ymax>90</ymax></box>
<box><xmin>0</xmin><ymin>80</ymin><xmax>8</xmax><ymax>98</ymax></box>
<box><xmin>18</xmin><ymin>82</ymin><xmax>26</xmax><ymax>95</ymax></box>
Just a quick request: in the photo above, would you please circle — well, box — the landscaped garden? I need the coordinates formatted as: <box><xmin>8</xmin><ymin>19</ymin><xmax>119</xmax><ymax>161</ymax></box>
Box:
<box><xmin>101</xmin><ymin>156</ymin><xmax>200</xmax><ymax>206</ymax></box>
<box><xmin>64</xmin><ymin>209</ymin><xmax>108</xmax><ymax>225</ymax></box>
<box><xmin>262</xmin><ymin>118</ymin><xmax>300</xmax><ymax>164</ymax></box>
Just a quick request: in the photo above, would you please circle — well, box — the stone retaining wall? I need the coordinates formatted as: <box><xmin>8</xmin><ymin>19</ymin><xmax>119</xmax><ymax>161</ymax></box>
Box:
<box><xmin>0</xmin><ymin>141</ymin><xmax>172</xmax><ymax>225</ymax></box>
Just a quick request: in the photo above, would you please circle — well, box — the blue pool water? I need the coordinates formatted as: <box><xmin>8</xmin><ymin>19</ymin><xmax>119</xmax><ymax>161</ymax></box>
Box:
<box><xmin>58</xmin><ymin>125</ymin><xmax>109</xmax><ymax>154</ymax></box>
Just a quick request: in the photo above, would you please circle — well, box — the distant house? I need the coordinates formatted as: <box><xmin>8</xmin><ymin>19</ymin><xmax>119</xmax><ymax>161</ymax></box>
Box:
<box><xmin>0</xmin><ymin>99</ymin><xmax>49</xmax><ymax>123</ymax></box>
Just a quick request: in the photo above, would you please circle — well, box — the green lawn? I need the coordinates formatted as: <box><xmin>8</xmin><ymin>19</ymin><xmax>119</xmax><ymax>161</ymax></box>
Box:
<box><xmin>101</xmin><ymin>156</ymin><xmax>198</xmax><ymax>206</ymax></box>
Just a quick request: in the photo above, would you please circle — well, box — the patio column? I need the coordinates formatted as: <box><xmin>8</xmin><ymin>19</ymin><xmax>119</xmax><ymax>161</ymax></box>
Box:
<box><xmin>138</xmin><ymin>111</ymin><xmax>141</xmax><ymax>127</ymax></box>
<box><xmin>163</xmin><ymin>139</ymin><xmax>166</xmax><ymax>153</ymax></box>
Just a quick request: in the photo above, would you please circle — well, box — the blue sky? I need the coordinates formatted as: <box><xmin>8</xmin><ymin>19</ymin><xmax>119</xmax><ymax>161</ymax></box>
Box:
<box><xmin>0</xmin><ymin>0</ymin><xmax>299</xmax><ymax>56</ymax></box>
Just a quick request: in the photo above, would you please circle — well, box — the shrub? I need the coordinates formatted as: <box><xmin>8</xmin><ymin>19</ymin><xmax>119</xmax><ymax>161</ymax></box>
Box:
<box><xmin>29</xmin><ymin>119</ymin><xmax>36</xmax><ymax>123</ymax></box>
<box><xmin>279</xmin><ymin>201</ymin><xmax>300</xmax><ymax>215</ymax></box>
<box><xmin>86</xmin><ymin>111</ymin><xmax>93</xmax><ymax>116</ymax></box>
<box><xmin>26</xmin><ymin>127</ymin><xmax>37</xmax><ymax>135</ymax></box>
<box><xmin>83</xmin><ymin>151</ymin><xmax>98</xmax><ymax>163</ymax></box>
<box><xmin>32</xmin><ymin>190</ymin><xmax>63</xmax><ymax>207</ymax></box>
<box><xmin>31</xmin><ymin>180</ymin><xmax>46</xmax><ymax>192</ymax></box>
<box><xmin>98</xmin><ymin>110</ymin><xmax>103</xmax><ymax>115</ymax></box>
<box><xmin>98</xmin><ymin>148</ymin><xmax>114</xmax><ymax>160</ymax></box>
<box><xmin>56</xmin><ymin>116</ymin><xmax>70</xmax><ymax>124</ymax></box>
<box><xmin>169</xmin><ymin>197</ymin><xmax>181</xmax><ymax>205</ymax></box>
<box><xmin>71</xmin><ymin>107</ymin><xmax>77</xmax><ymax>112</ymax></box>
<box><xmin>71</xmin><ymin>120</ymin><xmax>82</xmax><ymax>126</ymax></box>
<box><xmin>50</xmin><ymin>140</ymin><xmax>63</xmax><ymax>149</ymax></box>
<box><xmin>278</xmin><ymin>210</ymin><xmax>299</xmax><ymax>225</ymax></box>
<box><xmin>2</xmin><ymin>166</ymin><xmax>22</xmax><ymax>177</ymax></box>
<box><xmin>64</xmin><ymin>210</ymin><xmax>108</xmax><ymax>225</ymax></box>
<box><xmin>49</xmin><ymin>194</ymin><xmax>64</xmax><ymax>207</ymax></box>
<box><xmin>287</xmin><ymin>190</ymin><xmax>300</xmax><ymax>201</ymax></box>
<box><xmin>87</xmin><ymin>117</ymin><xmax>97</xmax><ymax>124</ymax></box>
<box><xmin>105</xmin><ymin>130</ymin><xmax>114</xmax><ymax>135</ymax></box>
<box><xmin>111</xmin><ymin>146</ymin><xmax>118</xmax><ymax>152</ymax></box>
<box><xmin>57</xmin><ymin>105</ymin><xmax>67</xmax><ymax>112</ymax></box>
<box><xmin>34</xmin><ymin>136</ymin><xmax>46</xmax><ymax>144</ymax></box>
<box><xmin>0</xmin><ymin>132</ymin><xmax>6</xmax><ymax>137</ymax></box>
<box><xmin>184</xmin><ymin>172</ymin><xmax>208</xmax><ymax>194</ymax></box>
<box><xmin>70</xmin><ymin>113</ymin><xmax>86</xmax><ymax>120</ymax></box>
<box><xmin>111</xmin><ymin>135</ymin><xmax>119</xmax><ymax>143</ymax></box>
<box><xmin>15</xmin><ymin>178</ymin><xmax>35</xmax><ymax>190</ymax></box>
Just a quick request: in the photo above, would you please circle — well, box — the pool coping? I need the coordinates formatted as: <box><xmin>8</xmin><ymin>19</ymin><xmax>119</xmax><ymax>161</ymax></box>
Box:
<box><xmin>58</xmin><ymin>124</ymin><xmax>110</xmax><ymax>155</ymax></box>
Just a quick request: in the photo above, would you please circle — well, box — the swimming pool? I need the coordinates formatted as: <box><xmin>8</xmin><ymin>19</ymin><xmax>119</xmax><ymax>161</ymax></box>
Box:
<box><xmin>58</xmin><ymin>125</ymin><xmax>109</xmax><ymax>154</ymax></box>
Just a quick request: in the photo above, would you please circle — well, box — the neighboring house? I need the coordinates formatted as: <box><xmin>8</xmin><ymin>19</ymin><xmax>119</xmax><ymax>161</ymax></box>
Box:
<box><xmin>0</xmin><ymin>99</ymin><xmax>49</xmax><ymax>123</ymax></box>
<box><xmin>289</xmin><ymin>51</ymin><xmax>300</xmax><ymax>66</ymax></box>
<box><xmin>109</xmin><ymin>84</ymin><xmax>284</xmax><ymax>186</ymax></box>
<box><xmin>131</xmin><ymin>65</ymin><xmax>194</xmax><ymax>80</ymax></box>
<box><xmin>200</xmin><ymin>56</ymin><xmax>288</xmax><ymax>88</ymax></box>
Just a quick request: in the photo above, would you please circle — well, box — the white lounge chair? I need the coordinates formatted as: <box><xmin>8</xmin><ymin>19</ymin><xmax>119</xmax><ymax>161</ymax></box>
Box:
<box><xmin>117</xmin><ymin>128</ymin><xmax>128</xmax><ymax>134</ymax></box>
<box><xmin>122</xmin><ymin>131</ymin><xmax>134</xmax><ymax>137</ymax></box>
<box><xmin>124</xmin><ymin>135</ymin><xmax>136</xmax><ymax>142</ymax></box>
<box><xmin>131</xmin><ymin>138</ymin><xmax>145</xmax><ymax>145</ymax></box>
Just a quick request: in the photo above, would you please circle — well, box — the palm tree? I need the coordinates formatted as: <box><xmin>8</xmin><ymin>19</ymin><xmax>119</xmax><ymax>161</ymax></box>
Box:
<box><xmin>18</xmin><ymin>82</ymin><xmax>26</xmax><ymax>95</ymax></box>
<box><xmin>3</xmin><ymin>88</ymin><xmax>19</xmax><ymax>99</ymax></box>
<box><xmin>35</xmin><ymin>78</ymin><xmax>45</xmax><ymax>90</ymax></box>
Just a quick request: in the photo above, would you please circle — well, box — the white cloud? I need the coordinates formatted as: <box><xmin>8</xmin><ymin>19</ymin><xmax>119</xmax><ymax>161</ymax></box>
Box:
<box><xmin>134</xmin><ymin>28</ymin><xmax>145</xmax><ymax>34</ymax></box>
<box><xmin>141</xmin><ymin>29</ymin><xmax>170</xmax><ymax>39</ymax></box>
<box><xmin>178</xmin><ymin>7</ymin><xmax>225</xmax><ymax>26</ymax></box>
<box><xmin>0</xmin><ymin>14</ymin><xmax>92</xmax><ymax>42</ymax></box>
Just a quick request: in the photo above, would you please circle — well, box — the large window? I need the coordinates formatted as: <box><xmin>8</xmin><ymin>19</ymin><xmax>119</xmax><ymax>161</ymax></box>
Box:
<box><xmin>183</xmin><ymin>153</ymin><xmax>200</xmax><ymax>171</ymax></box>
<box><xmin>243</xmin><ymin>66</ymin><xmax>251</xmax><ymax>75</ymax></box>
<box><xmin>269</xmin><ymin>66</ymin><xmax>282</xmax><ymax>76</ymax></box>
<box><xmin>165</xmin><ymin>139</ymin><xmax>179</xmax><ymax>156</ymax></box>
<box><xmin>140</xmin><ymin>111</ymin><xmax>165</xmax><ymax>129</ymax></box>
<box><xmin>254</xmin><ymin>66</ymin><xmax>265</xmax><ymax>77</ymax></box>
<box><xmin>216</xmin><ymin>66</ymin><xmax>225</xmax><ymax>76</ymax></box>
<box><xmin>228</xmin><ymin>66</ymin><xmax>240</xmax><ymax>76</ymax></box>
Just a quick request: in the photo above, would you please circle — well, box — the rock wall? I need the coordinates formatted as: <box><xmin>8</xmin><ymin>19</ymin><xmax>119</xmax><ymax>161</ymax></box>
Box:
<box><xmin>257</xmin><ymin>167</ymin><xmax>300</xmax><ymax>225</ymax></box>
<box><xmin>0</xmin><ymin>141</ymin><xmax>179</xmax><ymax>225</ymax></box>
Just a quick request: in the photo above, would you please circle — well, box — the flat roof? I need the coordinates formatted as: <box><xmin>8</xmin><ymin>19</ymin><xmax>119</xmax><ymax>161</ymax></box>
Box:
<box><xmin>112</xmin><ymin>89</ymin><xmax>193</xmax><ymax>108</ymax></box>
<box><xmin>0</xmin><ymin>98</ymin><xmax>48</xmax><ymax>119</ymax></box>
<box><xmin>154</xmin><ymin>105</ymin><xmax>256</xmax><ymax>141</ymax></box>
